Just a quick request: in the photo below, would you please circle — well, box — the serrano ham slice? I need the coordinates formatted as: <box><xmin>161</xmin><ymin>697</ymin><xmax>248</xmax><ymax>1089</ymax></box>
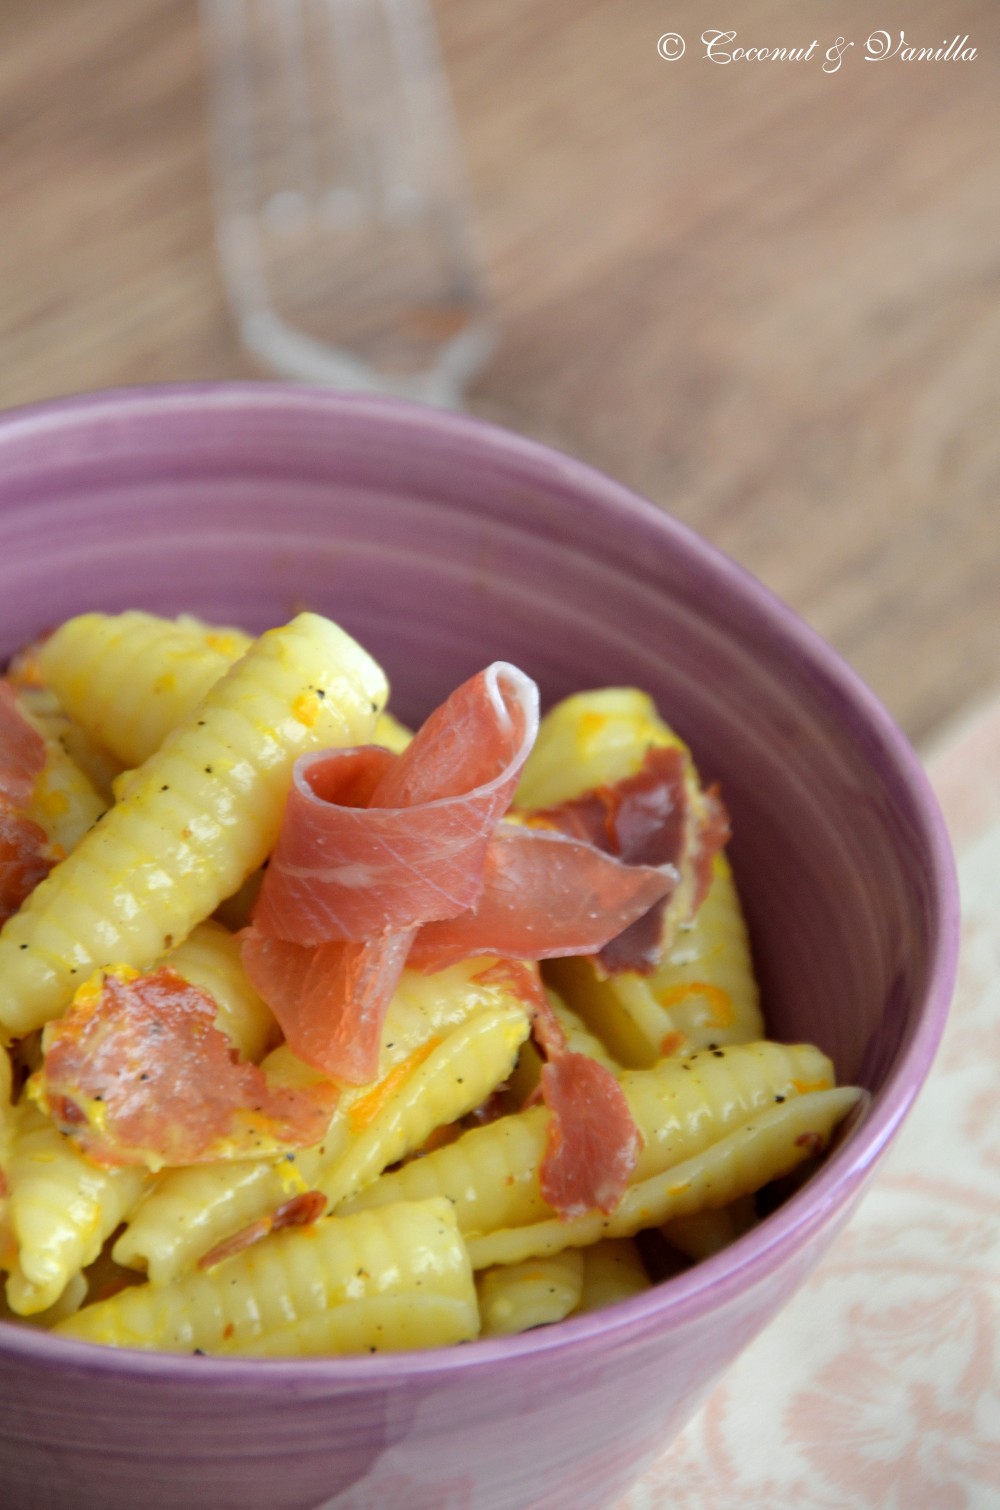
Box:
<box><xmin>0</xmin><ymin>682</ymin><xmax>47</xmax><ymax>808</ymax></box>
<box><xmin>472</xmin><ymin>961</ymin><xmax>640</xmax><ymax>1218</ymax></box>
<box><xmin>540</xmin><ymin>1053</ymin><xmax>641</xmax><ymax>1219</ymax></box>
<box><xmin>36</xmin><ymin>967</ymin><xmax>337</xmax><ymax>1169</ymax></box>
<box><xmin>241</xmin><ymin>928</ymin><xmax>413</xmax><ymax>1085</ymax></box>
<box><xmin>531</xmin><ymin>745</ymin><xmax>729</xmax><ymax>975</ymax></box>
<box><xmin>253</xmin><ymin>663</ymin><xmax>539</xmax><ymax>945</ymax></box>
<box><xmin>407</xmin><ymin>824</ymin><xmax>673</xmax><ymax>975</ymax></box>
<box><xmin>0</xmin><ymin>684</ymin><xmax>53</xmax><ymax>921</ymax></box>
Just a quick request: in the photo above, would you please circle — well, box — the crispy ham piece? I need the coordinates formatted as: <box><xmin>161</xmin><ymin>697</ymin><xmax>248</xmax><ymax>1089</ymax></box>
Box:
<box><xmin>0</xmin><ymin>683</ymin><xmax>54</xmax><ymax>921</ymax></box>
<box><xmin>35</xmin><ymin>968</ymin><xmax>337</xmax><ymax>1169</ymax></box>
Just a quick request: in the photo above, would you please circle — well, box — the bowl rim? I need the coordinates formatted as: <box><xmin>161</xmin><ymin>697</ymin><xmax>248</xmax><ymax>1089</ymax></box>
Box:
<box><xmin>0</xmin><ymin>382</ymin><xmax>960</xmax><ymax>1384</ymax></box>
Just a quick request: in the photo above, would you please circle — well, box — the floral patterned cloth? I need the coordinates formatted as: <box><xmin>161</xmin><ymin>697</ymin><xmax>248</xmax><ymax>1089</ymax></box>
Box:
<box><xmin>619</xmin><ymin>697</ymin><xmax>1000</xmax><ymax>1510</ymax></box>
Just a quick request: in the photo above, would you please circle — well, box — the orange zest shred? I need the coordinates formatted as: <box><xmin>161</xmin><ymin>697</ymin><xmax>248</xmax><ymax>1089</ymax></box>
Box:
<box><xmin>347</xmin><ymin>1037</ymin><xmax>442</xmax><ymax>1133</ymax></box>
<box><xmin>792</xmin><ymin>1078</ymin><xmax>832</xmax><ymax>1095</ymax></box>
<box><xmin>656</xmin><ymin>981</ymin><xmax>734</xmax><ymax>1028</ymax></box>
<box><xmin>659</xmin><ymin>1030</ymin><xmax>686</xmax><ymax>1057</ymax></box>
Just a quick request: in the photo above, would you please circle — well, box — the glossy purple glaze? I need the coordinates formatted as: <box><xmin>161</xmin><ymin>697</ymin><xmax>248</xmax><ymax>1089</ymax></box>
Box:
<box><xmin>0</xmin><ymin>387</ymin><xmax>958</xmax><ymax>1510</ymax></box>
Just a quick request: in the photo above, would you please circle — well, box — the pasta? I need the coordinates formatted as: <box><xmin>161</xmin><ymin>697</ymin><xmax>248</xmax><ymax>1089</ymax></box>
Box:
<box><xmin>0</xmin><ymin>613</ymin><xmax>388</xmax><ymax>1037</ymax></box>
<box><xmin>0</xmin><ymin>610</ymin><xmax>861</xmax><ymax>1357</ymax></box>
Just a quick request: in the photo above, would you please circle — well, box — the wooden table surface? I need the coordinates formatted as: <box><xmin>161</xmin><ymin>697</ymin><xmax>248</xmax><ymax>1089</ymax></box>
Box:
<box><xmin>1</xmin><ymin>0</ymin><xmax>997</xmax><ymax>743</ymax></box>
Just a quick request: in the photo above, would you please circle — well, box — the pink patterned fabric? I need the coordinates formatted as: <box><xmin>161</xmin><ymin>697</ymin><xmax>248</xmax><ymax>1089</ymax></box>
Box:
<box><xmin>618</xmin><ymin>696</ymin><xmax>1000</xmax><ymax>1510</ymax></box>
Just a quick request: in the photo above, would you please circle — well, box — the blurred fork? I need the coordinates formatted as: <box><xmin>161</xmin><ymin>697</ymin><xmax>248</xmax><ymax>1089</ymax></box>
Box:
<box><xmin>200</xmin><ymin>0</ymin><xmax>494</xmax><ymax>406</ymax></box>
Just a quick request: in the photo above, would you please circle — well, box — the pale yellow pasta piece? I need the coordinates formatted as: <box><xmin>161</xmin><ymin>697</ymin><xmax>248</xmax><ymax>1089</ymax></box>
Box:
<box><xmin>0</xmin><ymin>613</ymin><xmax>387</xmax><ymax>1038</ymax></box>
<box><xmin>58</xmin><ymin>1198</ymin><xmax>474</xmax><ymax>1354</ymax></box>
<box><xmin>159</xmin><ymin>919</ymin><xmax>276</xmax><ymax>1064</ymax></box>
<box><xmin>114</xmin><ymin>960</ymin><xmax>523</xmax><ymax>1284</ymax></box>
<box><xmin>318</xmin><ymin>1001</ymin><xmax>529</xmax><ymax>1211</ymax></box>
<box><xmin>549</xmin><ymin>852</ymin><xmax>762</xmax><ymax>1067</ymax></box>
<box><xmin>515</xmin><ymin>688</ymin><xmax>685</xmax><ymax>807</ymax></box>
<box><xmin>478</xmin><ymin>1250</ymin><xmax>584</xmax><ymax>1336</ymax></box>
<box><xmin>11</xmin><ymin>686</ymin><xmax>121</xmax><ymax>801</ymax></box>
<box><xmin>0</xmin><ymin>1045</ymin><xmax>15</xmax><ymax>1270</ymax></box>
<box><xmin>341</xmin><ymin>1040</ymin><xmax>835</xmax><ymax>1238</ymax></box>
<box><xmin>663</xmin><ymin>1196</ymin><xmax>758</xmax><ymax>1262</ymax></box>
<box><xmin>233</xmin><ymin>1293</ymin><xmax>478</xmax><ymax>1356</ymax></box>
<box><xmin>5</xmin><ymin>1105</ymin><xmax>149</xmax><ymax>1315</ymax></box>
<box><xmin>373</xmin><ymin>711</ymin><xmax>413</xmax><ymax>753</ymax></box>
<box><xmin>575</xmin><ymin>1239</ymin><xmax>649</xmax><ymax>1313</ymax></box>
<box><xmin>36</xmin><ymin>611</ymin><xmax>251</xmax><ymax>769</ymax></box>
<box><xmin>0</xmin><ymin>1270</ymin><xmax>88</xmax><ymax>1328</ymax></box>
<box><xmin>517</xmin><ymin>686</ymin><xmax>755</xmax><ymax>1067</ymax></box>
<box><xmin>16</xmin><ymin>691</ymin><xmax>107</xmax><ymax>856</ymax></box>
<box><xmin>468</xmin><ymin>1088</ymin><xmax>862</xmax><ymax>1268</ymax></box>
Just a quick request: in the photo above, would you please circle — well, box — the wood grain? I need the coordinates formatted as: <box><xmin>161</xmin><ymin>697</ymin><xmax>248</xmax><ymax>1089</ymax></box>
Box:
<box><xmin>0</xmin><ymin>0</ymin><xmax>997</xmax><ymax>741</ymax></box>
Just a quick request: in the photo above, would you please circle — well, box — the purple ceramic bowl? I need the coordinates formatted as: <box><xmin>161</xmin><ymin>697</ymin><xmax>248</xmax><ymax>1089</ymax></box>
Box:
<box><xmin>0</xmin><ymin>387</ymin><xmax>957</xmax><ymax>1510</ymax></box>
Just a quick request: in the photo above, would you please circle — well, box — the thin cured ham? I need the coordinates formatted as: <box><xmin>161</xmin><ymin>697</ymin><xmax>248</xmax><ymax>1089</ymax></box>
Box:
<box><xmin>36</xmin><ymin>967</ymin><xmax>337</xmax><ymax>1169</ymax></box>
<box><xmin>244</xmin><ymin>664</ymin><xmax>676</xmax><ymax>1085</ymax></box>
<box><xmin>0</xmin><ymin>683</ymin><xmax>53</xmax><ymax>922</ymax></box>
<box><xmin>0</xmin><ymin>681</ymin><xmax>47</xmax><ymax>808</ymax></box>
<box><xmin>241</xmin><ymin>929</ymin><xmax>414</xmax><ymax>1086</ymax></box>
<box><xmin>530</xmin><ymin>745</ymin><xmax>730</xmax><ymax>975</ymax></box>
<box><xmin>407</xmin><ymin>824</ymin><xmax>673</xmax><ymax>975</ymax></box>
<box><xmin>252</xmin><ymin>663</ymin><xmax>539</xmax><ymax>944</ymax></box>
<box><xmin>471</xmin><ymin>962</ymin><xmax>640</xmax><ymax>1217</ymax></box>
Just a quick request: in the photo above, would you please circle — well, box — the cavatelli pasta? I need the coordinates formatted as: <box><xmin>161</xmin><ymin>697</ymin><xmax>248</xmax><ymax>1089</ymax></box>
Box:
<box><xmin>232</xmin><ymin>1292</ymin><xmax>478</xmax><ymax>1356</ymax></box>
<box><xmin>339</xmin><ymin>1040</ymin><xmax>835</xmax><ymax>1242</ymax></box>
<box><xmin>663</xmin><ymin>1196</ymin><xmax>758</xmax><ymax>1262</ymax></box>
<box><xmin>5</xmin><ymin>1104</ymin><xmax>149</xmax><ymax>1315</ymax></box>
<box><xmin>57</xmin><ymin>1198</ymin><xmax>475</xmax><ymax>1354</ymax></box>
<box><xmin>159</xmin><ymin>920</ymin><xmax>276</xmax><ymax>1064</ymax></box>
<box><xmin>478</xmin><ymin>1250</ymin><xmax>584</xmax><ymax>1336</ymax></box>
<box><xmin>113</xmin><ymin>960</ymin><xmax>526</xmax><ymax>1284</ymax></box>
<box><xmin>316</xmin><ymin>1001</ymin><xmax>529</xmax><ymax>1212</ymax></box>
<box><xmin>16</xmin><ymin>691</ymin><xmax>107</xmax><ymax>856</ymax></box>
<box><xmin>36</xmin><ymin>611</ymin><xmax>252</xmax><ymax>769</ymax></box>
<box><xmin>468</xmin><ymin>1087</ymin><xmax>862</xmax><ymax>1269</ymax></box>
<box><xmin>575</xmin><ymin>1239</ymin><xmax>649</xmax><ymax>1313</ymax></box>
<box><xmin>549</xmin><ymin>852</ymin><xmax>763</xmax><ymax>1067</ymax></box>
<box><xmin>0</xmin><ymin>613</ymin><xmax>387</xmax><ymax>1038</ymax></box>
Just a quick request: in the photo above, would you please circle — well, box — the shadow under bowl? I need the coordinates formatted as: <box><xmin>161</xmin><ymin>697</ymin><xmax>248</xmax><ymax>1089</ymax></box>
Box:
<box><xmin>0</xmin><ymin>386</ymin><xmax>958</xmax><ymax>1510</ymax></box>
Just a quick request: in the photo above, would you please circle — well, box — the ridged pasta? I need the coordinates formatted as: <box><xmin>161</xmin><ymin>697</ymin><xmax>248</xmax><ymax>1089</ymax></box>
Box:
<box><xmin>575</xmin><ymin>1239</ymin><xmax>649</xmax><ymax>1313</ymax></box>
<box><xmin>548</xmin><ymin>853</ymin><xmax>762</xmax><ymax>1068</ymax></box>
<box><xmin>663</xmin><ymin>1196</ymin><xmax>758</xmax><ymax>1262</ymax></box>
<box><xmin>515</xmin><ymin>687</ymin><xmax>687</xmax><ymax>808</ymax></box>
<box><xmin>9</xmin><ymin>685</ymin><xmax>121</xmax><ymax>801</ymax></box>
<box><xmin>0</xmin><ymin>1046</ymin><xmax>14</xmax><ymax>1270</ymax></box>
<box><xmin>113</xmin><ymin>960</ymin><xmax>525</xmax><ymax>1284</ymax></box>
<box><xmin>37</xmin><ymin>611</ymin><xmax>252</xmax><ymax>769</ymax></box>
<box><xmin>233</xmin><ymin>1292</ymin><xmax>478</xmax><ymax>1356</ymax></box>
<box><xmin>468</xmin><ymin>1087</ymin><xmax>862</xmax><ymax>1268</ymax></box>
<box><xmin>0</xmin><ymin>613</ymin><xmax>388</xmax><ymax>1038</ymax></box>
<box><xmin>340</xmin><ymin>1040</ymin><xmax>835</xmax><ymax>1239</ymax></box>
<box><xmin>160</xmin><ymin>919</ymin><xmax>276</xmax><ymax>1064</ymax></box>
<box><xmin>317</xmin><ymin>1001</ymin><xmax>529</xmax><ymax>1211</ymax></box>
<box><xmin>16</xmin><ymin>691</ymin><xmax>107</xmax><ymax>856</ymax></box>
<box><xmin>478</xmin><ymin>1250</ymin><xmax>584</xmax><ymax>1336</ymax></box>
<box><xmin>57</xmin><ymin>1198</ymin><xmax>475</xmax><ymax>1354</ymax></box>
<box><xmin>5</xmin><ymin>1104</ymin><xmax>149</xmax><ymax>1315</ymax></box>
<box><xmin>0</xmin><ymin>1270</ymin><xmax>88</xmax><ymax>1328</ymax></box>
